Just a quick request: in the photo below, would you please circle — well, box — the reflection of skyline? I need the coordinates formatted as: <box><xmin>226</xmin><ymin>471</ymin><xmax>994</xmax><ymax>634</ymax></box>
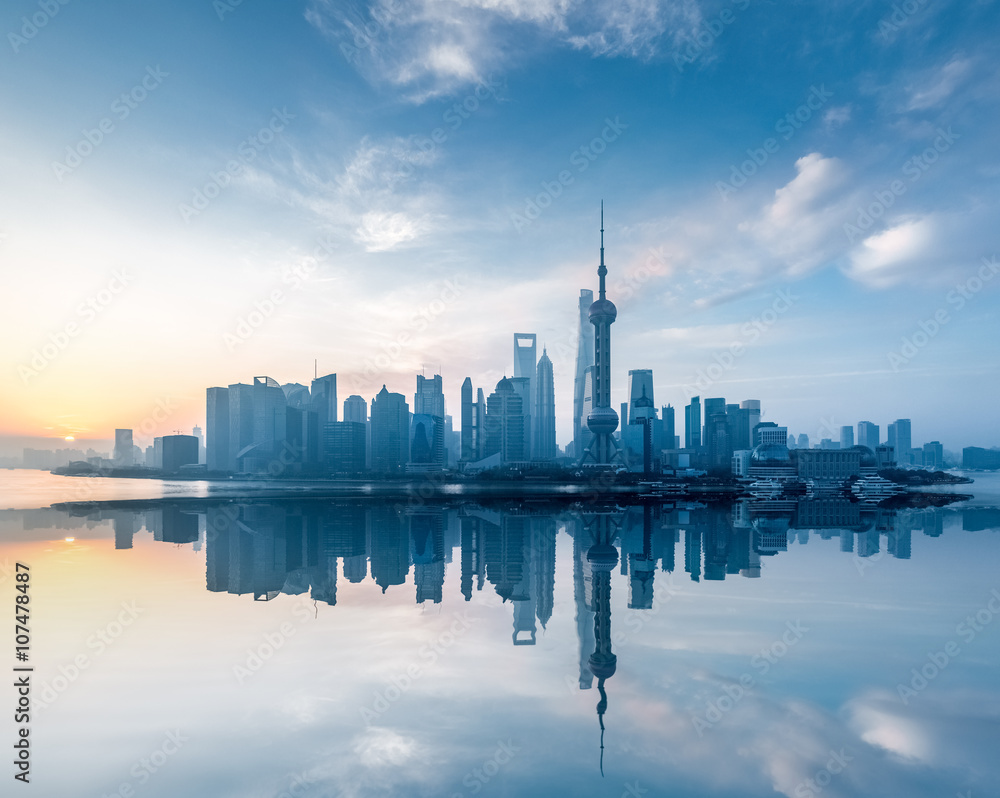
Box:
<box><xmin>38</xmin><ymin>500</ymin><xmax>1000</xmax><ymax>590</ymax></box>
<box><xmin>18</xmin><ymin>496</ymin><xmax>1000</xmax><ymax>793</ymax></box>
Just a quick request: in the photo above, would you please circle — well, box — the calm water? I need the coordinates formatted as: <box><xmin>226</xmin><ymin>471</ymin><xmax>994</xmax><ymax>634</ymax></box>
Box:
<box><xmin>2</xmin><ymin>471</ymin><xmax>999</xmax><ymax>797</ymax></box>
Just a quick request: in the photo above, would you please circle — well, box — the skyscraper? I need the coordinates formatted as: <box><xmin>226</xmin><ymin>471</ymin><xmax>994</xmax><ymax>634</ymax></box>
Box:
<box><xmin>409</xmin><ymin>414</ymin><xmax>445</xmax><ymax>468</ymax></box>
<box><xmin>370</xmin><ymin>386</ymin><xmax>409</xmax><ymax>473</ymax></box>
<box><xmin>311</xmin><ymin>373</ymin><xmax>337</xmax><ymax>427</ymax></box>
<box><xmin>888</xmin><ymin>419</ymin><xmax>912</xmax><ymax>465</ymax></box>
<box><xmin>573</xmin><ymin>289</ymin><xmax>596</xmax><ymax>459</ymax></box>
<box><xmin>858</xmin><ymin>421</ymin><xmax>880</xmax><ymax>451</ymax></box>
<box><xmin>737</xmin><ymin>400</ymin><xmax>761</xmax><ymax>450</ymax></box>
<box><xmin>626</xmin><ymin>370</ymin><xmax>654</xmax><ymax>426</ymax></box>
<box><xmin>840</xmin><ymin>425</ymin><xmax>854</xmax><ymax>448</ymax></box>
<box><xmin>580</xmin><ymin>206</ymin><xmax>621</xmax><ymax>466</ymax></box>
<box><xmin>484</xmin><ymin>377</ymin><xmax>526</xmax><ymax>463</ymax></box>
<box><xmin>460</xmin><ymin>377</ymin><xmax>482</xmax><ymax>462</ymax></box>
<box><xmin>343</xmin><ymin>395</ymin><xmax>367</xmax><ymax>423</ymax></box>
<box><xmin>206</xmin><ymin>386</ymin><xmax>230</xmax><ymax>471</ymax></box>
<box><xmin>114</xmin><ymin>429</ymin><xmax>134</xmax><ymax>467</ymax></box>
<box><xmin>192</xmin><ymin>425</ymin><xmax>205</xmax><ymax>464</ymax></box>
<box><xmin>249</xmin><ymin>376</ymin><xmax>288</xmax><ymax>471</ymax></box>
<box><xmin>227</xmin><ymin>382</ymin><xmax>254</xmax><ymax>472</ymax></box>
<box><xmin>513</xmin><ymin>334</ymin><xmax>537</xmax><ymax>459</ymax></box>
<box><xmin>323</xmin><ymin>422</ymin><xmax>366</xmax><ymax>472</ymax></box>
<box><xmin>661</xmin><ymin>404</ymin><xmax>676</xmax><ymax>450</ymax></box>
<box><xmin>685</xmin><ymin>397</ymin><xmax>701</xmax><ymax>449</ymax></box>
<box><xmin>414</xmin><ymin>374</ymin><xmax>445</xmax><ymax>418</ymax></box>
<box><xmin>534</xmin><ymin>349</ymin><xmax>557</xmax><ymax>461</ymax></box>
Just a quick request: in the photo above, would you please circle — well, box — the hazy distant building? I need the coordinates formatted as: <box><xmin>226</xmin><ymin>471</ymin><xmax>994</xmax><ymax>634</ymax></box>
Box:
<box><xmin>963</xmin><ymin>447</ymin><xmax>1000</xmax><ymax>470</ymax></box>
<box><xmin>858</xmin><ymin>421</ymin><xmax>880</xmax><ymax>451</ymax></box>
<box><xmin>240</xmin><ymin>376</ymin><xmax>289</xmax><ymax>472</ymax></box>
<box><xmin>840</xmin><ymin>425</ymin><xmax>854</xmax><ymax>449</ymax></box>
<box><xmin>739</xmin><ymin>401</ymin><xmax>761</xmax><ymax>449</ymax></box>
<box><xmin>192</xmin><ymin>425</ymin><xmax>205</xmax><ymax>464</ymax></box>
<box><xmin>113</xmin><ymin>429</ymin><xmax>134</xmax><ymax>467</ymax></box>
<box><xmin>572</xmin><ymin>289</ymin><xmax>596</xmax><ymax>459</ymax></box>
<box><xmin>343</xmin><ymin>394</ymin><xmax>367</xmax><ymax>423</ymax></box>
<box><xmin>533</xmin><ymin>349</ymin><xmax>556</xmax><ymax>461</ymax></box>
<box><xmin>922</xmin><ymin>441</ymin><xmax>943</xmax><ymax>469</ymax></box>
<box><xmin>888</xmin><ymin>419</ymin><xmax>912</xmax><ymax>465</ymax></box>
<box><xmin>797</xmin><ymin>433</ymin><xmax>809</xmax><ymax>449</ymax></box>
<box><xmin>484</xmin><ymin>377</ymin><xmax>526</xmax><ymax>463</ymax></box>
<box><xmin>370</xmin><ymin>386</ymin><xmax>409</xmax><ymax>473</ymax></box>
<box><xmin>310</xmin><ymin>373</ymin><xmax>338</xmax><ymax>427</ymax></box>
<box><xmin>414</xmin><ymin>374</ymin><xmax>445</xmax><ymax>418</ymax></box>
<box><xmin>206</xmin><ymin>387</ymin><xmax>230</xmax><ymax>471</ymax></box>
<box><xmin>161</xmin><ymin>435</ymin><xmax>198</xmax><ymax>473</ymax></box>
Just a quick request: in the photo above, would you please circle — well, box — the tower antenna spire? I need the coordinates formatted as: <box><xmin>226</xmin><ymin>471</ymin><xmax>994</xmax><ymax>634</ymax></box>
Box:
<box><xmin>598</xmin><ymin>201</ymin><xmax>607</xmax><ymax>300</ymax></box>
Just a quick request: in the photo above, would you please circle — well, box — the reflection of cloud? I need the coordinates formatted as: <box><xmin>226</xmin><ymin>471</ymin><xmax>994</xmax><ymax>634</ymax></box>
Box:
<box><xmin>846</xmin><ymin>688</ymin><xmax>1000</xmax><ymax>774</ymax></box>
<box><xmin>352</xmin><ymin>727</ymin><xmax>421</xmax><ymax>767</ymax></box>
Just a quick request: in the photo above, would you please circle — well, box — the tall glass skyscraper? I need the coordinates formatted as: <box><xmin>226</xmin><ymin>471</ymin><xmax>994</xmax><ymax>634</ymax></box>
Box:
<box><xmin>573</xmin><ymin>289</ymin><xmax>595</xmax><ymax>460</ymax></box>
<box><xmin>534</xmin><ymin>348</ymin><xmax>556</xmax><ymax>461</ymax></box>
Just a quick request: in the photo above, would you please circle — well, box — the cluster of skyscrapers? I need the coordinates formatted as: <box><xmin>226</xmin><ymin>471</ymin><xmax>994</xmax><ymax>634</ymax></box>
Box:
<box><xmin>53</xmin><ymin>212</ymin><xmax>993</xmax><ymax>477</ymax></box>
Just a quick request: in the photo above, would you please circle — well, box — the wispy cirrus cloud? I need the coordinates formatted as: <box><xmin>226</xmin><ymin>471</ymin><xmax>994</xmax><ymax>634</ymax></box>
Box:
<box><xmin>306</xmin><ymin>0</ymin><xmax>703</xmax><ymax>101</ymax></box>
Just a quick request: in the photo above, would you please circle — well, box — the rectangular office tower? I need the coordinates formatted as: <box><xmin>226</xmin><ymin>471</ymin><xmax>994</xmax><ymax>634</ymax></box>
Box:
<box><xmin>685</xmin><ymin>396</ymin><xmax>701</xmax><ymax>449</ymax></box>
<box><xmin>840</xmin><ymin>425</ymin><xmax>854</xmax><ymax>449</ymax></box>
<box><xmin>572</xmin><ymin>290</ymin><xmax>595</xmax><ymax>459</ymax></box>
<box><xmin>370</xmin><ymin>386</ymin><xmax>409</xmax><ymax>473</ymax></box>
<box><xmin>113</xmin><ymin>429</ymin><xmax>134</xmax><ymax>466</ymax></box>
<box><xmin>460</xmin><ymin>377</ymin><xmax>482</xmax><ymax>462</ymax></box>
<box><xmin>513</xmin><ymin>334</ymin><xmax>536</xmax><ymax>458</ymax></box>
<box><xmin>858</xmin><ymin>421</ymin><xmax>880</xmax><ymax>451</ymax></box>
<box><xmin>206</xmin><ymin>387</ymin><xmax>230</xmax><ymax>471</ymax></box>
<box><xmin>888</xmin><ymin>419</ymin><xmax>912</xmax><ymax>465</ymax></box>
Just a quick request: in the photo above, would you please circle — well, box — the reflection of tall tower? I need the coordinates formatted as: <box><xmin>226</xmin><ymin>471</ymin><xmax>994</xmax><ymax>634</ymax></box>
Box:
<box><xmin>460</xmin><ymin>515</ymin><xmax>486</xmax><ymax>601</ymax></box>
<box><xmin>572</xmin><ymin>519</ymin><xmax>596</xmax><ymax>690</ymax></box>
<box><xmin>534</xmin><ymin>518</ymin><xmax>557</xmax><ymax>630</ymax></box>
<box><xmin>410</xmin><ymin>511</ymin><xmax>445</xmax><ymax>604</ymax></box>
<box><xmin>581</xmin><ymin>204</ymin><xmax>622</xmax><ymax>466</ymax></box>
<box><xmin>585</xmin><ymin>513</ymin><xmax>619</xmax><ymax>776</ymax></box>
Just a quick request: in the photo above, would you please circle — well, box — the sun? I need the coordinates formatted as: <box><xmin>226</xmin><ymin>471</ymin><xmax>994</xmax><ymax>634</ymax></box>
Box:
<box><xmin>64</xmin><ymin>436</ymin><xmax>75</xmax><ymax>441</ymax></box>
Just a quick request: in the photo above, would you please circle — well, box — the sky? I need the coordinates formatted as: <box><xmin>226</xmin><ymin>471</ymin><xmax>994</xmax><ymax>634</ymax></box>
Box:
<box><xmin>1</xmin><ymin>0</ymin><xmax>998</xmax><ymax>457</ymax></box>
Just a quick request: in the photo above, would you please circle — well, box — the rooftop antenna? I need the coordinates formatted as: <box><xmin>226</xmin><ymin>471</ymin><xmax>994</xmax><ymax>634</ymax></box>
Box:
<box><xmin>314</xmin><ymin>359</ymin><xmax>317</xmax><ymax>380</ymax></box>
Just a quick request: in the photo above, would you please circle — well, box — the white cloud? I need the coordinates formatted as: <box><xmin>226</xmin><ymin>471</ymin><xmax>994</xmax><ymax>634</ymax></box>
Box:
<box><xmin>306</xmin><ymin>0</ymin><xmax>704</xmax><ymax>100</ymax></box>
<box><xmin>906</xmin><ymin>56</ymin><xmax>972</xmax><ymax>111</ymax></box>
<box><xmin>845</xmin><ymin>217</ymin><xmax>934</xmax><ymax>288</ymax></box>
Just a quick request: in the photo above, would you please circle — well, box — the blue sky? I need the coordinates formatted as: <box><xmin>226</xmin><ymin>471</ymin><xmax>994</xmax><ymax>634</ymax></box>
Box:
<box><xmin>1</xmin><ymin>0</ymin><xmax>998</xmax><ymax>454</ymax></box>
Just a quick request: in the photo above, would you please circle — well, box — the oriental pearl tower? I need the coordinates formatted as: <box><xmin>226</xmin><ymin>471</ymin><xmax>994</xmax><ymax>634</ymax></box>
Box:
<box><xmin>581</xmin><ymin>203</ymin><xmax>623</xmax><ymax>466</ymax></box>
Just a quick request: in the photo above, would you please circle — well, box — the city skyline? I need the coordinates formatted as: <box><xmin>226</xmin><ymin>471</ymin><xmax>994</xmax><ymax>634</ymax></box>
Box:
<box><xmin>3</xmin><ymin>1</ymin><xmax>999</xmax><ymax>456</ymax></box>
